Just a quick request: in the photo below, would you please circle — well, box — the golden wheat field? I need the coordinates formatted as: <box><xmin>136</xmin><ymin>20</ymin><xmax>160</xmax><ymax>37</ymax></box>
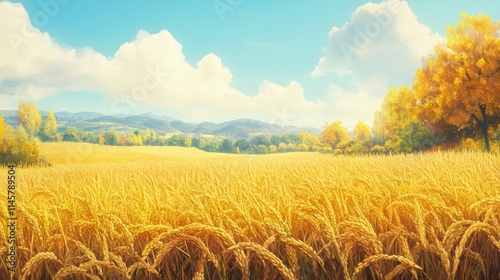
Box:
<box><xmin>1</xmin><ymin>142</ymin><xmax>499</xmax><ymax>280</ymax></box>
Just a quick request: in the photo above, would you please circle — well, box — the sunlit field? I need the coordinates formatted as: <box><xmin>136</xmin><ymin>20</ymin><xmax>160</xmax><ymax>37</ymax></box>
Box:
<box><xmin>1</xmin><ymin>143</ymin><xmax>499</xmax><ymax>279</ymax></box>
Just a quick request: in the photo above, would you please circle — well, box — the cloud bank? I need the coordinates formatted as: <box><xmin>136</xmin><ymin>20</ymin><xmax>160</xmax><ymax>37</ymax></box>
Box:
<box><xmin>0</xmin><ymin>2</ymin><xmax>332</xmax><ymax>126</ymax></box>
<box><xmin>312</xmin><ymin>0</ymin><xmax>442</xmax><ymax>127</ymax></box>
<box><xmin>0</xmin><ymin>1</ymin><xmax>442</xmax><ymax>128</ymax></box>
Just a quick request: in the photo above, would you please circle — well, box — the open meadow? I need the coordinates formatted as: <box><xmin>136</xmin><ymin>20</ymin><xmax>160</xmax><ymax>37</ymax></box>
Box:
<box><xmin>0</xmin><ymin>143</ymin><xmax>499</xmax><ymax>279</ymax></box>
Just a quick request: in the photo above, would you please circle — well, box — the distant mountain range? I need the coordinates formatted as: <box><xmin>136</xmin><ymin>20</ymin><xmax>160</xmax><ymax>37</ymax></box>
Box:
<box><xmin>0</xmin><ymin>110</ymin><xmax>320</xmax><ymax>138</ymax></box>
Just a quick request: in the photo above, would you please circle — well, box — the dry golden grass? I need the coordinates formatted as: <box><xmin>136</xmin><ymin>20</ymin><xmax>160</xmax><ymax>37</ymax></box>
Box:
<box><xmin>0</xmin><ymin>142</ymin><xmax>499</xmax><ymax>279</ymax></box>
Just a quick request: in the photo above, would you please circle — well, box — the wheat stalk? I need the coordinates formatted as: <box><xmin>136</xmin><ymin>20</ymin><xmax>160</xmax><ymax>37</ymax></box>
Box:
<box><xmin>351</xmin><ymin>254</ymin><xmax>422</xmax><ymax>279</ymax></box>
<box><xmin>20</xmin><ymin>252</ymin><xmax>63</xmax><ymax>280</ymax></box>
<box><xmin>224</xmin><ymin>242</ymin><xmax>295</xmax><ymax>280</ymax></box>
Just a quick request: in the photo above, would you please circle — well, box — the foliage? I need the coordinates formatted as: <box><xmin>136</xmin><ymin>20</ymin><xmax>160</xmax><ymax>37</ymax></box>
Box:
<box><xmin>203</xmin><ymin>140</ymin><xmax>221</xmax><ymax>152</ymax></box>
<box><xmin>82</xmin><ymin>131</ymin><xmax>99</xmax><ymax>144</ymax></box>
<box><xmin>62</xmin><ymin>126</ymin><xmax>82</xmax><ymax>142</ymax></box>
<box><xmin>102</xmin><ymin>130</ymin><xmax>120</xmax><ymax>146</ymax></box>
<box><xmin>321</xmin><ymin>120</ymin><xmax>350</xmax><ymax>150</ymax></box>
<box><xmin>166</xmin><ymin>134</ymin><xmax>183</xmax><ymax>146</ymax></box>
<box><xmin>375</xmin><ymin>86</ymin><xmax>414</xmax><ymax>142</ymax></box>
<box><xmin>300</xmin><ymin>132</ymin><xmax>321</xmax><ymax>151</ymax></box>
<box><xmin>191</xmin><ymin>137</ymin><xmax>202</xmax><ymax>148</ymax></box>
<box><xmin>353</xmin><ymin>121</ymin><xmax>371</xmax><ymax>143</ymax></box>
<box><xmin>253</xmin><ymin>144</ymin><xmax>270</xmax><ymax>154</ymax></box>
<box><xmin>0</xmin><ymin>118</ymin><xmax>45</xmax><ymax>166</ymax></box>
<box><xmin>184</xmin><ymin>136</ymin><xmax>192</xmax><ymax>147</ymax></box>
<box><xmin>251</xmin><ymin>134</ymin><xmax>271</xmax><ymax>147</ymax></box>
<box><xmin>220</xmin><ymin>138</ymin><xmax>235</xmax><ymax>153</ymax></box>
<box><xmin>235</xmin><ymin>138</ymin><xmax>251</xmax><ymax>152</ymax></box>
<box><xmin>17</xmin><ymin>102</ymin><xmax>42</xmax><ymax>137</ymax></box>
<box><xmin>371</xmin><ymin>86</ymin><xmax>438</xmax><ymax>153</ymax></box>
<box><xmin>40</xmin><ymin>110</ymin><xmax>61</xmax><ymax>142</ymax></box>
<box><xmin>142</xmin><ymin>129</ymin><xmax>158</xmax><ymax>145</ymax></box>
<box><xmin>413</xmin><ymin>13</ymin><xmax>500</xmax><ymax>151</ymax></box>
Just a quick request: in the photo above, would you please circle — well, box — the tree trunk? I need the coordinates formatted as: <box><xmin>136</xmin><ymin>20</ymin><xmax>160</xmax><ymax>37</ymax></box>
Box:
<box><xmin>481</xmin><ymin>122</ymin><xmax>490</xmax><ymax>152</ymax></box>
<box><xmin>479</xmin><ymin>104</ymin><xmax>490</xmax><ymax>152</ymax></box>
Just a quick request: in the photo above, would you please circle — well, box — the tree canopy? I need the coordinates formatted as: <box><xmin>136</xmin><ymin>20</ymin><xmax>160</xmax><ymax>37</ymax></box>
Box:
<box><xmin>413</xmin><ymin>13</ymin><xmax>500</xmax><ymax>151</ymax></box>
<box><xmin>17</xmin><ymin>102</ymin><xmax>42</xmax><ymax>137</ymax></box>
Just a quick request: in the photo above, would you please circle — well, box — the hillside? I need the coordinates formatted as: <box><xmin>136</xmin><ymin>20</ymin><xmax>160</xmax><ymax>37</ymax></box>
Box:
<box><xmin>0</xmin><ymin>110</ymin><xmax>321</xmax><ymax>138</ymax></box>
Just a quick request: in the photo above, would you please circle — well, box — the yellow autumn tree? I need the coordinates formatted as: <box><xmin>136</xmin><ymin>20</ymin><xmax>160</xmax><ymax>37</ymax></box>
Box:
<box><xmin>42</xmin><ymin>110</ymin><xmax>60</xmax><ymax>141</ymax></box>
<box><xmin>375</xmin><ymin>85</ymin><xmax>413</xmax><ymax>140</ymax></box>
<box><xmin>413</xmin><ymin>13</ymin><xmax>500</xmax><ymax>151</ymax></box>
<box><xmin>353</xmin><ymin>121</ymin><xmax>371</xmax><ymax>143</ymax></box>
<box><xmin>374</xmin><ymin>85</ymin><xmax>436</xmax><ymax>153</ymax></box>
<box><xmin>17</xmin><ymin>102</ymin><xmax>42</xmax><ymax>137</ymax></box>
<box><xmin>321</xmin><ymin>120</ymin><xmax>350</xmax><ymax>151</ymax></box>
<box><xmin>0</xmin><ymin>117</ymin><xmax>43</xmax><ymax>165</ymax></box>
<box><xmin>126</xmin><ymin>132</ymin><xmax>143</xmax><ymax>146</ymax></box>
<box><xmin>184</xmin><ymin>136</ymin><xmax>192</xmax><ymax>147</ymax></box>
<box><xmin>299</xmin><ymin>131</ymin><xmax>321</xmax><ymax>151</ymax></box>
<box><xmin>0</xmin><ymin>116</ymin><xmax>13</xmax><ymax>156</ymax></box>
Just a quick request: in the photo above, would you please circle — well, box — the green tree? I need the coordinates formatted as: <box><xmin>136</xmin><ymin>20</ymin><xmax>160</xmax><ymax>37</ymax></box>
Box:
<box><xmin>235</xmin><ymin>138</ymin><xmax>251</xmax><ymax>152</ymax></box>
<box><xmin>83</xmin><ymin>131</ymin><xmax>99</xmax><ymax>144</ymax></box>
<box><xmin>191</xmin><ymin>137</ymin><xmax>202</xmax><ymax>148</ymax></box>
<box><xmin>203</xmin><ymin>140</ymin><xmax>221</xmax><ymax>152</ymax></box>
<box><xmin>62</xmin><ymin>126</ymin><xmax>81</xmax><ymax>142</ymax></box>
<box><xmin>251</xmin><ymin>135</ymin><xmax>271</xmax><ymax>147</ymax></box>
<box><xmin>103</xmin><ymin>130</ymin><xmax>120</xmax><ymax>146</ymax></box>
<box><xmin>345</xmin><ymin>141</ymin><xmax>368</xmax><ymax>154</ymax></box>
<box><xmin>166</xmin><ymin>134</ymin><xmax>182</xmax><ymax>146</ymax></box>
<box><xmin>253</xmin><ymin>144</ymin><xmax>270</xmax><ymax>154</ymax></box>
<box><xmin>374</xmin><ymin>86</ymin><xmax>436</xmax><ymax>153</ymax></box>
<box><xmin>396</xmin><ymin>121</ymin><xmax>435</xmax><ymax>153</ymax></box>
<box><xmin>220</xmin><ymin>139</ymin><xmax>235</xmax><ymax>153</ymax></box>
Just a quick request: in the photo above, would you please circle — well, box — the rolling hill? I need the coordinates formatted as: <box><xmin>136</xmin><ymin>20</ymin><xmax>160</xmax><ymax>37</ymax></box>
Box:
<box><xmin>0</xmin><ymin>110</ymin><xmax>321</xmax><ymax>138</ymax></box>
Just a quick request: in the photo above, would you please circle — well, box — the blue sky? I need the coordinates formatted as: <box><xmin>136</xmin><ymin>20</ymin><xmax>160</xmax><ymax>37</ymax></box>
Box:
<box><xmin>1</xmin><ymin>0</ymin><xmax>499</xmax><ymax>128</ymax></box>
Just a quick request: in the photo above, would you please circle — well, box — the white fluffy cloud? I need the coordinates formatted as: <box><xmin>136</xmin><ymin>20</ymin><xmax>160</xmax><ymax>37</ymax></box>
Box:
<box><xmin>0</xmin><ymin>2</ymin><xmax>330</xmax><ymax>127</ymax></box>
<box><xmin>312</xmin><ymin>0</ymin><xmax>441</xmax><ymax>81</ymax></box>
<box><xmin>0</xmin><ymin>1</ymin><xmax>444</xmax><ymax>129</ymax></box>
<box><xmin>312</xmin><ymin>0</ymin><xmax>443</xmax><ymax>126</ymax></box>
